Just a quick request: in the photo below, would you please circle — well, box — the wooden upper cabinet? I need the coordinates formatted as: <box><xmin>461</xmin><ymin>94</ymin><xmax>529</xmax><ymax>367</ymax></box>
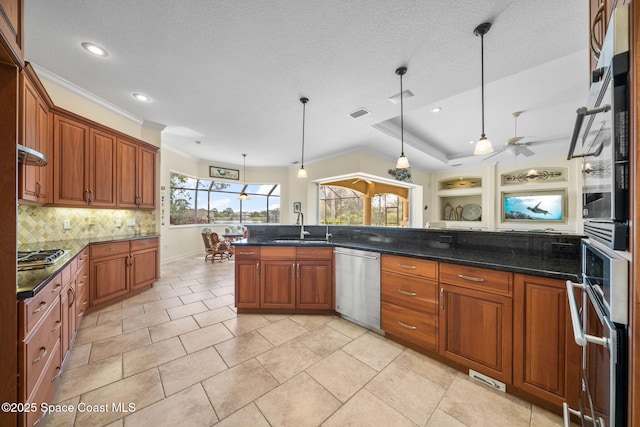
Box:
<box><xmin>0</xmin><ymin>0</ymin><xmax>24</xmax><ymax>65</ymax></box>
<box><xmin>19</xmin><ymin>66</ymin><xmax>51</xmax><ymax>204</ymax></box>
<box><xmin>88</xmin><ymin>129</ymin><xmax>116</xmax><ymax>207</ymax></box>
<box><xmin>117</xmin><ymin>138</ymin><xmax>156</xmax><ymax>209</ymax></box>
<box><xmin>52</xmin><ymin>114</ymin><xmax>89</xmax><ymax>206</ymax></box>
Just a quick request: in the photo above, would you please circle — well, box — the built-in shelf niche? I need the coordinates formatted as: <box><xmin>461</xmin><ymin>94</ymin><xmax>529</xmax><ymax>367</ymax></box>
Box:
<box><xmin>438</xmin><ymin>177</ymin><xmax>482</xmax><ymax>191</ymax></box>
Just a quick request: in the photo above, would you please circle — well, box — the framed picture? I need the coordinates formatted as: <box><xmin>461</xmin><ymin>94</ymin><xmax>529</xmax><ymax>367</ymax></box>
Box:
<box><xmin>209</xmin><ymin>166</ymin><xmax>239</xmax><ymax>180</ymax></box>
<box><xmin>293</xmin><ymin>202</ymin><xmax>302</xmax><ymax>213</ymax></box>
<box><xmin>502</xmin><ymin>189</ymin><xmax>567</xmax><ymax>223</ymax></box>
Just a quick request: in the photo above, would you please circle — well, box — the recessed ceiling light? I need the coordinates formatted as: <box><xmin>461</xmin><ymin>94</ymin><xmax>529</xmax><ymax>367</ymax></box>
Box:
<box><xmin>469</xmin><ymin>140</ymin><xmax>475</xmax><ymax>144</ymax></box>
<box><xmin>81</xmin><ymin>42</ymin><xmax>108</xmax><ymax>57</ymax></box>
<box><xmin>431</xmin><ymin>107</ymin><xmax>442</xmax><ymax>113</ymax></box>
<box><xmin>133</xmin><ymin>93</ymin><xmax>151</xmax><ymax>102</ymax></box>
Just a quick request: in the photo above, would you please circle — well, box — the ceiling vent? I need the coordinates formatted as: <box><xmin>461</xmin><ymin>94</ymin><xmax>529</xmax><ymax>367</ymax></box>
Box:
<box><xmin>388</xmin><ymin>89</ymin><xmax>414</xmax><ymax>104</ymax></box>
<box><xmin>348</xmin><ymin>108</ymin><xmax>370</xmax><ymax>119</ymax></box>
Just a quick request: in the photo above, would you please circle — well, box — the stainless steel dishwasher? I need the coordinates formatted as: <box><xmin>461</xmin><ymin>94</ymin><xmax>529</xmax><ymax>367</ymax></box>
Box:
<box><xmin>334</xmin><ymin>248</ymin><xmax>381</xmax><ymax>331</ymax></box>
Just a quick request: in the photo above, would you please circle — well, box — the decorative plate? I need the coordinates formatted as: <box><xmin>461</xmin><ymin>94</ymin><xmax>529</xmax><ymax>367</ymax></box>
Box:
<box><xmin>462</xmin><ymin>203</ymin><xmax>482</xmax><ymax>221</ymax></box>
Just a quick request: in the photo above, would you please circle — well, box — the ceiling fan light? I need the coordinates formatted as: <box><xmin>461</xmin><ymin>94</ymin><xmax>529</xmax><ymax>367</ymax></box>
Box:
<box><xmin>297</xmin><ymin>166</ymin><xmax>308</xmax><ymax>178</ymax></box>
<box><xmin>396</xmin><ymin>154</ymin><xmax>410</xmax><ymax>169</ymax></box>
<box><xmin>474</xmin><ymin>136</ymin><xmax>494</xmax><ymax>155</ymax></box>
<box><xmin>239</xmin><ymin>192</ymin><xmax>250</xmax><ymax>201</ymax></box>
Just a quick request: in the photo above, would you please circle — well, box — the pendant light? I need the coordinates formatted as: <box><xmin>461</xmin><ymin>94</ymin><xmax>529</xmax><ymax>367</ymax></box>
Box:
<box><xmin>239</xmin><ymin>153</ymin><xmax>250</xmax><ymax>200</ymax></box>
<box><xmin>297</xmin><ymin>97</ymin><xmax>309</xmax><ymax>179</ymax></box>
<box><xmin>473</xmin><ymin>22</ymin><xmax>494</xmax><ymax>156</ymax></box>
<box><xmin>395</xmin><ymin>67</ymin><xmax>410</xmax><ymax>168</ymax></box>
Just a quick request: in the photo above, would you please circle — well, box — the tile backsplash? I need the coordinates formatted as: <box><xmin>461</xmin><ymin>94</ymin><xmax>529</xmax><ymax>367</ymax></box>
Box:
<box><xmin>18</xmin><ymin>205</ymin><xmax>157</xmax><ymax>244</ymax></box>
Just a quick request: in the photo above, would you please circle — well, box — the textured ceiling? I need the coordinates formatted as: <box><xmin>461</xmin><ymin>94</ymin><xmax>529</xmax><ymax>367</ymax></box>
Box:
<box><xmin>24</xmin><ymin>0</ymin><xmax>589</xmax><ymax>171</ymax></box>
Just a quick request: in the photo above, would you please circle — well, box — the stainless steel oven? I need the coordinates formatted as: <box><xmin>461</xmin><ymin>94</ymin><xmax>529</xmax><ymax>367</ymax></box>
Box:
<box><xmin>568</xmin><ymin>3</ymin><xmax>630</xmax><ymax>251</ymax></box>
<box><xmin>564</xmin><ymin>240</ymin><xmax>628</xmax><ymax>427</ymax></box>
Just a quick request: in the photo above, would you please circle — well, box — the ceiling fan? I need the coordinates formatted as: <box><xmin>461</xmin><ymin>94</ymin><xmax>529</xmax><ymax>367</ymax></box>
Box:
<box><xmin>484</xmin><ymin>111</ymin><xmax>535</xmax><ymax>160</ymax></box>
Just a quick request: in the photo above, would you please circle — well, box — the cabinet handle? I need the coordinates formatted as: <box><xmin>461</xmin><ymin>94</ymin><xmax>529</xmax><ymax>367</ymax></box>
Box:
<box><xmin>51</xmin><ymin>367</ymin><xmax>61</xmax><ymax>382</ymax></box>
<box><xmin>397</xmin><ymin>321</ymin><xmax>417</xmax><ymax>330</ymax></box>
<box><xmin>32</xmin><ymin>346</ymin><xmax>47</xmax><ymax>364</ymax></box>
<box><xmin>84</xmin><ymin>189</ymin><xmax>90</xmax><ymax>203</ymax></box>
<box><xmin>68</xmin><ymin>287</ymin><xmax>76</xmax><ymax>306</ymax></box>
<box><xmin>105</xmin><ymin>247</ymin><xmax>116</xmax><ymax>252</ymax></box>
<box><xmin>255</xmin><ymin>262</ymin><xmax>259</xmax><ymax>277</ymax></box>
<box><xmin>52</xmin><ymin>284</ymin><xmax>61</xmax><ymax>293</ymax></box>
<box><xmin>89</xmin><ymin>190</ymin><xmax>94</xmax><ymax>203</ymax></box>
<box><xmin>590</xmin><ymin>2</ymin><xmax>605</xmax><ymax>60</ymax></box>
<box><xmin>397</xmin><ymin>263</ymin><xmax>417</xmax><ymax>270</ymax></box>
<box><xmin>32</xmin><ymin>301</ymin><xmax>47</xmax><ymax>314</ymax></box>
<box><xmin>457</xmin><ymin>274</ymin><xmax>486</xmax><ymax>282</ymax></box>
<box><xmin>36</xmin><ymin>181</ymin><xmax>42</xmax><ymax>198</ymax></box>
<box><xmin>440</xmin><ymin>287</ymin><xmax>444</xmax><ymax>310</ymax></box>
<box><xmin>397</xmin><ymin>289</ymin><xmax>417</xmax><ymax>297</ymax></box>
<box><xmin>51</xmin><ymin>321</ymin><xmax>62</xmax><ymax>332</ymax></box>
<box><xmin>292</xmin><ymin>263</ymin><xmax>296</xmax><ymax>280</ymax></box>
<box><xmin>239</xmin><ymin>251</ymin><xmax>255</xmax><ymax>255</ymax></box>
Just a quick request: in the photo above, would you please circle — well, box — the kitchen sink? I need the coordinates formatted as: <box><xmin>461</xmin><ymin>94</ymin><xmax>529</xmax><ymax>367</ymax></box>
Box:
<box><xmin>269</xmin><ymin>239</ymin><xmax>331</xmax><ymax>245</ymax></box>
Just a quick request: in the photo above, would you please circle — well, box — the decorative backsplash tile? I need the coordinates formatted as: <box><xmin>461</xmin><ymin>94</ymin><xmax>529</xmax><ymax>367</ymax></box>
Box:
<box><xmin>18</xmin><ymin>205</ymin><xmax>157</xmax><ymax>244</ymax></box>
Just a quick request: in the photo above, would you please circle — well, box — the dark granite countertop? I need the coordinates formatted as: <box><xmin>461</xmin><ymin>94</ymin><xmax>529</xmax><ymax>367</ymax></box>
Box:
<box><xmin>233</xmin><ymin>235</ymin><xmax>581</xmax><ymax>282</ymax></box>
<box><xmin>17</xmin><ymin>233</ymin><xmax>160</xmax><ymax>299</ymax></box>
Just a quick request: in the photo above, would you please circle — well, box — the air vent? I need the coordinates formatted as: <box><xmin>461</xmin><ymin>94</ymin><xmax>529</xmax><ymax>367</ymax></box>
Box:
<box><xmin>469</xmin><ymin>369</ymin><xmax>506</xmax><ymax>392</ymax></box>
<box><xmin>388</xmin><ymin>89</ymin><xmax>414</xmax><ymax>104</ymax></box>
<box><xmin>348</xmin><ymin>108</ymin><xmax>370</xmax><ymax>119</ymax></box>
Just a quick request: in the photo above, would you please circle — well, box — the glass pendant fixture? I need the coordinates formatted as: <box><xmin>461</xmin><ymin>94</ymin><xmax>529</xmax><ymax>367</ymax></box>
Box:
<box><xmin>395</xmin><ymin>67</ymin><xmax>410</xmax><ymax>168</ymax></box>
<box><xmin>239</xmin><ymin>153</ymin><xmax>250</xmax><ymax>200</ymax></box>
<box><xmin>297</xmin><ymin>97</ymin><xmax>309</xmax><ymax>179</ymax></box>
<box><xmin>473</xmin><ymin>22</ymin><xmax>494</xmax><ymax>156</ymax></box>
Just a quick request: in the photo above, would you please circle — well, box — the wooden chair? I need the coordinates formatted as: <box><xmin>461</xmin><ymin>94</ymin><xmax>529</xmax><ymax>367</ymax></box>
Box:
<box><xmin>201</xmin><ymin>232</ymin><xmax>234</xmax><ymax>263</ymax></box>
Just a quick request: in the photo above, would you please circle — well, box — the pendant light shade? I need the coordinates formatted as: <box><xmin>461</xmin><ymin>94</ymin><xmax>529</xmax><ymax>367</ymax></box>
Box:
<box><xmin>395</xmin><ymin>67</ymin><xmax>410</xmax><ymax>168</ymax></box>
<box><xmin>473</xmin><ymin>22</ymin><xmax>493</xmax><ymax>156</ymax></box>
<box><xmin>239</xmin><ymin>153</ymin><xmax>250</xmax><ymax>200</ymax></box>
<box><xmin>297</xmin><ymin>97</ymin><xmax>309</xmax><ymax>179</ymax></box>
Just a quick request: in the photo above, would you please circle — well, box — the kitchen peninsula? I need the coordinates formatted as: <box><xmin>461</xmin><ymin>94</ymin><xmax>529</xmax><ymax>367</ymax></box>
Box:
<box><xmin>234</xmin><ymin>224</ymin><xmax>582</xmax><ymax>413</ymax></box>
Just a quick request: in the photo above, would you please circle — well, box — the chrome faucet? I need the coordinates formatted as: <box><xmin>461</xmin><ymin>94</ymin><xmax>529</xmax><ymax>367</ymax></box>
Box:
<box><xmin>325</xmin><ymin>225</ymin><xmax>332</xmax><ymax>241</ymax></box>
<box><xmin>296</xmin><ymin>212</ymin><xmax>310</xmax><ymax>239</ymax></box>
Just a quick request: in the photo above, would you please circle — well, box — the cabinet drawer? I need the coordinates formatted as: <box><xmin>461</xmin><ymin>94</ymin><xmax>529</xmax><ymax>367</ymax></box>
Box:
<box><xmin>23</xmin><ymin>297</ymin><xmax>61</xmax><ymax>396</ymax></box>
<box><xmin>439</xmin><ymin>263</ymin><xmax>513</xmax><ymax>296</ymax></box>
<box><xmin>382</xmin><ymin>301</ymin><xmax>438</xmax><ymax>352</ymax></box>
<box><xmin>22</xmin><ymin>274</ymin><xmax>62</xmax><ymax>336</ymax></box>
<box><xmin>76</xmin><ymin>247</ymin><xmax>88</xmax><ymax>268</ymax></box>
<box><xmin>296</xmin><ymin>247</ymin><xmax>333</xmax><ymax>260</ymax></box>
<box><xmin>261</xmin><ymin>246</ymin><xmax>296</xmax><ymax>260</ymax></box>
<box><xmin>25</xmin><ymin>340</ymin><xmax>62</xmax><ymax>427</ymax></box>
<box><xmin>381</xmin><ymin>272</ymin><xmax>438</xmax><ymax>314</ymax></box>
<box><xmin>130</xmin><ymin>237</ymin><xmax>158</xmax><ymax>251</ymax></box>
<box><xmin>234</xmin><ymin>246</ymin><xmax>261</xmax><ymax>259</ymax></box>
<box><xmin>90</xmin><ymin>241</ymin><xmax>129</xmax><ymax>258</ymax></box>
<box><xmin>382</xmin><ymin>255</ymin><xmax>438</xmax><ymax>280</ymax></box>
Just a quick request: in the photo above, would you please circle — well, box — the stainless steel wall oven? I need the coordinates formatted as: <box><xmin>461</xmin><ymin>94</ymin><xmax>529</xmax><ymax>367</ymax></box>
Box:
<box><xmin>568</xmin><ymin>4</ymin><xmax>630</xmax><ymax>250</ymax></box>
<box><xmin>565</xmin><ymin>240</ymin><xmax>628</xmax><ymax>427</ymax></box>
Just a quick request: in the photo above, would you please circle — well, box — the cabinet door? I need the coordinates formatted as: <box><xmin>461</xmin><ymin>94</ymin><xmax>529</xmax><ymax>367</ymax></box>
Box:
<box><xmin>131</xmin><ymin>248</ymin><xmax>158</xmax><ymax>291</ymax></box>
<box><xmin>137</xmin><ymin>145</ymin><xmax>156</xmax><ymax>209</ymax></box>
<box><xmin>297</xmin><ymin>260</ymin><xmax>333</xmax><ymax>309</ymax></box>
<box><xmin>0</xmin><ymin>0</ymin><xmax>24</xmax><ymax>64</ymax></box>
<box><xmin>62</xmin><ymin>278</ymin><xmax>76</xmax><ymax>364</ymax></box>
<box><xmin>513</xmin><ymin>274</ymin><xmax>580</xmax><ymax>408</ymax></box>
<box><xmin>88</xmin><ymin>128</ymin><xmax>116</xmax><ymax>207</ymax></box>
<box><xmin>35</xmin><ymin>98</ymin><xmax>50</xmax><ymax>202</ymax></box>
<box><xmin>53</xmin><ymin>115</ymin><xmax>89</xmax><ymax>206</ymax></box>
<box><xmin>235</xmin><ymin>259</ymin><xmax>260</xmax><ymax>309</ymax></box>
<box><xmin>439</xmin><ymin>284</ymin><xmax>512</xmax><ymax>384</ymax></box>
<box><xmin>261</xmin><ymin>260</ymin><xmax>296</xmax><ymax>309</ymax></box>
<box><xmin>116</xmin><ymin>138</ymin><xmax>138</xmax><ymax>208</ymax></box>
<box><xmin>19</xmin><ymin>75</ymin><xmax>39</xmax><ymax>201</ymax></box>
<box><xmin>89</xmin><ymin>254</ymin><xmax>129</xmax><ymax>306</ymax></box>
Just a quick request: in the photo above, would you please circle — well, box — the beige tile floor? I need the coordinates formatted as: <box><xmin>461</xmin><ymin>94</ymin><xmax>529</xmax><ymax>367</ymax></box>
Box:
<box><xmin>43</xmin><ymin>256</ymin><xmax>566</xmax><ymax>427</ymax></box>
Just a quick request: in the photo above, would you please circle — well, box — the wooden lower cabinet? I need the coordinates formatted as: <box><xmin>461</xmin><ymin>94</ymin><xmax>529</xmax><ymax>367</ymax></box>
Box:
<box><xmin>513</xmin><ymin>274</ymin><xmax>581</xmax><ymax>408</ymax></box>
<box><xmin>235</xmin><ymin>247</ymin><xmax>261</xmax><ymax>309</ymax></box>
<box><xmin>235</xmin><ymin>245</ymin><xmax>333</xmax><ymax>313</ymax></box>
<box><xmin>89</xmin><ymin>238</ymin><xmax>159</xmax><ymax>310</ymax></box>
<box><xmin>382</xmin><ymin>301</ymin><xmax>438</xmax><ymax>351</ymax></box>
<box><xmin>439</xmin><ymin>283</ymin><xmax>513</xmax><ymax>384</ymax></box>
<box><xmin>261</xmin><ymin>260</ymin><xmax>296</xmax><ymax>309</ymax></box>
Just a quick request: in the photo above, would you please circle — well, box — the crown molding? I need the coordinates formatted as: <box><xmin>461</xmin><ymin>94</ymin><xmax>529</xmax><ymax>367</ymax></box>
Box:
<box><xmin>31</xmin><ymin>63</ymin><xmax>144</xmax><ymax>126</ymax></box>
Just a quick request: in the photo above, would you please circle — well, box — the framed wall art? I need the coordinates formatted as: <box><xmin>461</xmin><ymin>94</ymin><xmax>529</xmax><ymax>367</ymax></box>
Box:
<box><xmin>501</xmin><ymin>189</ymin><xmax>567</xmax><ymax>223</ymax></box>
<box><xmin>209</xmin><ymin>166</ymin><xmax>239</xmax><ymax>180</ymax></box>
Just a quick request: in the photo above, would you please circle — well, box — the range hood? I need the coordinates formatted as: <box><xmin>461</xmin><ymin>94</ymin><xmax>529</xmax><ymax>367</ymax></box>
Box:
<box><xmin>18</xmin><ymin>144</ymin><xmax>47</xmax><ymax>166</ymax></box>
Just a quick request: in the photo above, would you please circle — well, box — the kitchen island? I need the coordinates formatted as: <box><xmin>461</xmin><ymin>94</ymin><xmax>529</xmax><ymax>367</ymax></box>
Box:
<box><xmin>233</xmin><ymin>224</ymin><xmax>582</xmax><ymax>415</ymax></box>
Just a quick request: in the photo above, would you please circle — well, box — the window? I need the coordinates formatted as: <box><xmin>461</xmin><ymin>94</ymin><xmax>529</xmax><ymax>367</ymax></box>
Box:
<box><xmin>169</xmin><ymin>172</ymin><xmax>280</xmax><ymax>225</ymax></box>
<box><xmin>319</xmin><ymin>184</ymin><xmax>407</xmax><ymax>227</ymax></box>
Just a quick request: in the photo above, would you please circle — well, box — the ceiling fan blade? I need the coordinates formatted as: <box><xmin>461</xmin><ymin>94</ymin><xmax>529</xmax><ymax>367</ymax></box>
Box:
<box><xmin>483</xmin><ymin>149</ymin><xmax>504</xmax><ymax>161</ymax></box>
<box><xmin>519</xmin><ymin>146</ymin><xmax>535</xmax><ymax>157</ymax></box>
<box><xmin>506</xmin><ymin>136</ymin><xmax>524</xmax><ymax>145</ymax></box>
